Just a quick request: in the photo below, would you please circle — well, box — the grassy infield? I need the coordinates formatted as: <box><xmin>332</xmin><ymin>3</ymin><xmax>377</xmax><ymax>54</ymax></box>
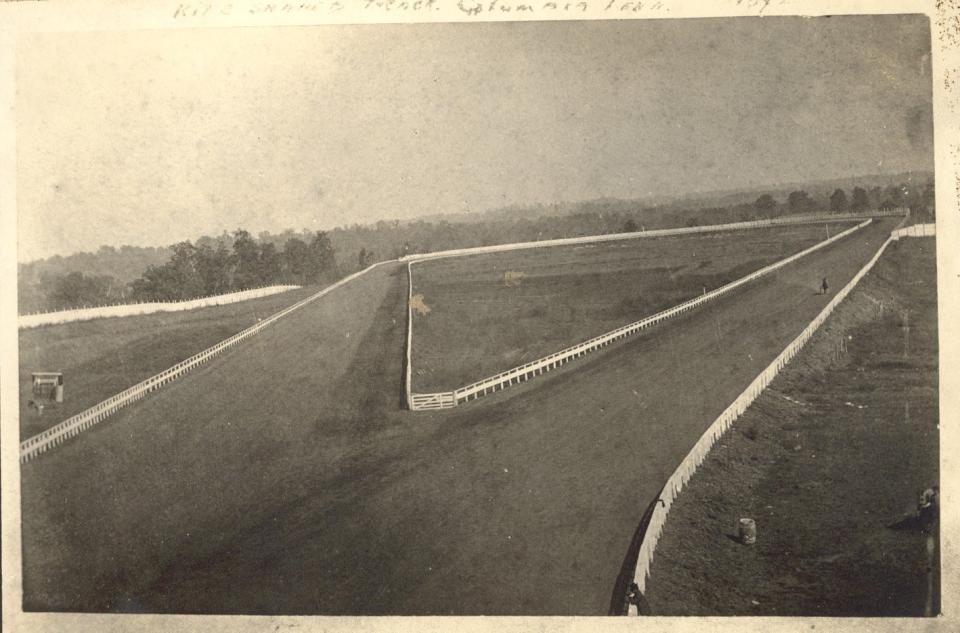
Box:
<box><xmin>411</xmin><ymin>223</ymin><xmax>848</xmax><ymax>392</ymax></box>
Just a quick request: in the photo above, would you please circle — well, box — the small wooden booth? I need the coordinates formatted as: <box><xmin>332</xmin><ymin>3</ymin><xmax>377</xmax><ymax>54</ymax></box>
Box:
<box><xmin>32</xmin><ymin>372</ymin><xmax>64</xmax><ymax>404</ymax></box>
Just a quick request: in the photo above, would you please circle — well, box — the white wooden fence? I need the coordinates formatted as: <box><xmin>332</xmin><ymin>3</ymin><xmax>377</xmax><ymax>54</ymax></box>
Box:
<box><xmin>19</xmin><ymin>265</ymin><xmax>383</xmax><ymax>463</ymax></box>
<box><xmin>400</xmin><ymin>209</ymin><xmax>907</xmax><ymax>266</ymax></box>
<box><xmin>407</xmin><ymin>219</ymin><xmax>874</xmax><ymax>410</ymax></box>
<box><xmin>892</xmin><ymin>223</ymin><xmax>935</xmax><ymax>239</ymax></box>
<box><xmin>409</xmin><ymin>392</ymin><xmax>457</xmax><ymax>410</ymax></box>
<box><xmin>405</xmin><ymin>261</ymin><xmax>414</xmax><ymax>411</ymax></box>
<box><xmin>630</xmin><ymin>216</ymin><xmax>910</xmax><ymax>595</ymax></box>
<box><xmin>18</xmin><ymin>285</ymin><xmax>301</xmax><ymax>329</ymax></box>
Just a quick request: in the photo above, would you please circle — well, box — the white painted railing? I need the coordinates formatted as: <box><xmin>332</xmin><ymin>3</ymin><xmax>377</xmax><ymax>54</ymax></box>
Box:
<box><xmin>630</xmin><ymin>216</ymin><xmax>909</xmax><ymax>595</ymax></box>
<box><xmin>19</xmin><ymin>265</ymin><xmax>384</xmax><ymax>463</ymax></box>
<box><xmin>18</xmin><ymin>285</ymin><xmax>301</xmax><ymax>329</ymax></box>
<box><xmin>409</xmin><ymin>392</ymin><xmax>456</xmax><ymax>410</ymax></box>
<box><xmin>405</xmin><ymin>261</ymin><xmax>414</xmax><ymax>410</ymax></box>
<box><xmin>401</xmin><ymin>209</ymin><xmax>907</xmax><ymax>266</ymax></box>
<box><xmin>407</xmin><ymin>219</ymin><xmax>873</xmax><ymax>410</ymax></box>
<box><xmin>892</xmin><ymin>223</ymin><xmax>935</xmax><ymax>239</ymax></box>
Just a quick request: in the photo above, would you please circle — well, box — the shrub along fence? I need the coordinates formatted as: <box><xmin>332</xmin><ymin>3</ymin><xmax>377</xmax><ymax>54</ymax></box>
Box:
<box><xmin>406</xmin><ymin>218</ymin><xmax>875</xmax><ymax>410</ymax></box>
<box><xmin>19</xmin><ymin>265</ymin><xmax>383</xmax><ymax>463</ymax></box>
<box><xmin>18</xmin><ymin>285</ymin><xmax>301</xmax><ymax>329</ymax></box>
<box><xmin>628</xmin><ymin>215</ymin><xmax>910</xmax><ymax>600</ymax></box>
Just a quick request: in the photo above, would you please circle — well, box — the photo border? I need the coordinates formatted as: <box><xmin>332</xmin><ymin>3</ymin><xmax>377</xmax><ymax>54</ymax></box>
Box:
<box><xmin>2</xmin><ymin>1</ymin><xmax>956</xmax><ymax>631</ymax></box>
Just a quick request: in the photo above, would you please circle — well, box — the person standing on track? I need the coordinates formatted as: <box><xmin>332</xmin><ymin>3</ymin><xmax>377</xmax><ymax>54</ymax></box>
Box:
<box><xmin>821</xmin><ymin>277</ymin><xmax>829</xmax><ymax>295</ymax></box>
<box><xmin>625</xmin><ymin>582</ymin><xmax>651</xmax><ymax>615</ymax></box>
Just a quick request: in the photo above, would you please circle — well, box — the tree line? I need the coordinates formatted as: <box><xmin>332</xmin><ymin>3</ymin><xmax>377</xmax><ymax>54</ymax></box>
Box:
<box><xmin>130</xmin><ymin>229</ymin><xmax>337</xmax><ymax>301</ymax></box>
<box><xmin>750</xmin><ymin>182</ymin><xmax>934</xmax><ymax>217</ymax></box>
<box><xmin>18</xmin><ymin>177</ymin><xmax>934</xmax><ymax>314</ymax></box>
<box><xmin>22</xmin><ymin>230</ymin><xmax>338</xmax><ymax>312</ymax></box>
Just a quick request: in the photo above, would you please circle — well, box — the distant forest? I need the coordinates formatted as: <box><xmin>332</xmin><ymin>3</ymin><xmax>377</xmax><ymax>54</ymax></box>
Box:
<box><xmin>18</xmin><ymin>177</ymin><xmax>934</xmax><ymax>315</ymax></box>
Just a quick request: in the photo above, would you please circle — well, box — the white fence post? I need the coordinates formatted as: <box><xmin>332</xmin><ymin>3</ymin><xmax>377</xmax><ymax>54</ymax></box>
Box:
<box><xmin>405</xmin><ymin>262</ymin><xmax>415</xmax><ymax>410</ymax></box>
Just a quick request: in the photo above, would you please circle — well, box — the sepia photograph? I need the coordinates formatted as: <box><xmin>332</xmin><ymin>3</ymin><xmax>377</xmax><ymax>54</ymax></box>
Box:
<box><xmin>1</xmin><ymin>2</ymin><xmax>955</xmax><ymax>630</ymax></box>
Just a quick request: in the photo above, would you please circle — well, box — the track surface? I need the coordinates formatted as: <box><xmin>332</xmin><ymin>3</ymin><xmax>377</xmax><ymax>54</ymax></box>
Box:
<box><xmin>20</xmin><ymin>217</ymin><xmax>898</xmax><ymax>614</ymax></box>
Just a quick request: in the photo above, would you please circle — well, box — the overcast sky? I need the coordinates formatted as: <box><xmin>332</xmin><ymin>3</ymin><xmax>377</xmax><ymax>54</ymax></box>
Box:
<box><xmin>17</xmin><ymin>15</ymin><xmax>933</xmax><ymax>261</ymax></box>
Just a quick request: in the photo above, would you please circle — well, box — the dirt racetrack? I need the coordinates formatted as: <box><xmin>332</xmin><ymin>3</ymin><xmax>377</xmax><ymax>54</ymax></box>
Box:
<box><xmin>20</xmin><ymin>217</ymin><xmax>899</xmax><ymax>614</ymax></box>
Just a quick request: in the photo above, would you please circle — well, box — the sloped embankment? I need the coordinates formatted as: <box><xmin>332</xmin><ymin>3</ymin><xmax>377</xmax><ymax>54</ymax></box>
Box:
<box><xmin>645</xmin><ymin>238</ymin><xmax>938</xmax><ymax>616</ymax></box>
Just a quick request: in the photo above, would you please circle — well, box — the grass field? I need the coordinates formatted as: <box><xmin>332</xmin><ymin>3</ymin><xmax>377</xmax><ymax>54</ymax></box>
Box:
<box><xmin>644</xmin><ymin>237</ymin><xmax>938</xmax><ymax>615</ymax></box>
<box><xmin>18</xmin><ymin>285</ymin><xmax>317</xmax><ymax>439</ymax></box>
<box><xmin>410</xmin><ymin>222</ymin><xmax>857</xmax><ymax>392</ymax></box>
<box><xmin>20</xmin><ymin>218</ymin><xmax>900</xmax><ymax>615</ymax></box>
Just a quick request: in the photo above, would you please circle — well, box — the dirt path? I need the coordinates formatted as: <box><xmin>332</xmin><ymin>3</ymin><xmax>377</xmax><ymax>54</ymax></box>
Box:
<box><xmin>644</xmin><ymin>237</ymin><xmax>938</xmax><ymax>616</ymax></box>
<box><xmin>21</xmin><ymin>218</ymin><xmax>900</xmax><ymax>614</ymax></box>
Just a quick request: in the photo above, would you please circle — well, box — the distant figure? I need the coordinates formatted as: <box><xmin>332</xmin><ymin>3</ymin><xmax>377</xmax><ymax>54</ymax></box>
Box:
<box><xmin>917</xmin><ymin>487</ymin><xmax>940</xmax><ymax>533</ymax></box>
<box><xmin>887</xmin><ymin>486</ymin><xmax>939</xmax><ymax>532</ymax></box>
<box><xmin>625</xmin><ymin>582</ymin><xmax>652</xmax><ymax>615</ymax></box>
<box><xmin>821</xmin><ymin>277</ymin><xmax>829</xmax><ymax>295</ymax></box>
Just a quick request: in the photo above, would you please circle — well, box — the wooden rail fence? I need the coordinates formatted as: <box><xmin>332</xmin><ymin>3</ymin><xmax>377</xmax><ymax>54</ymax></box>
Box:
<box><xmin>399</xmin><ymin>209</ymin><xmax>906</xmax><ymax>266</ymax></box>
<box><xmin>19</xmin><ymin>285</ymin><xmax>301</xmax><ymax>329</ymax></box>
<box><xmin>892</xmin><ymin>222</ymin><xmax>936</xmax><ymax>239</ymax></box>
<box><xmin>406</xmin><ymin>218</ymin><xmax>877</xmax><ymax>410</ymax></box>
<box><xmin>629</xmin><ymin>215</ymin><xmax>910</xmax><ymax>596</ymax></box>
<box><xmin>19</xmin><ymin>265</ymin><xmax>383</xmax><ymax>463</ymax></box>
